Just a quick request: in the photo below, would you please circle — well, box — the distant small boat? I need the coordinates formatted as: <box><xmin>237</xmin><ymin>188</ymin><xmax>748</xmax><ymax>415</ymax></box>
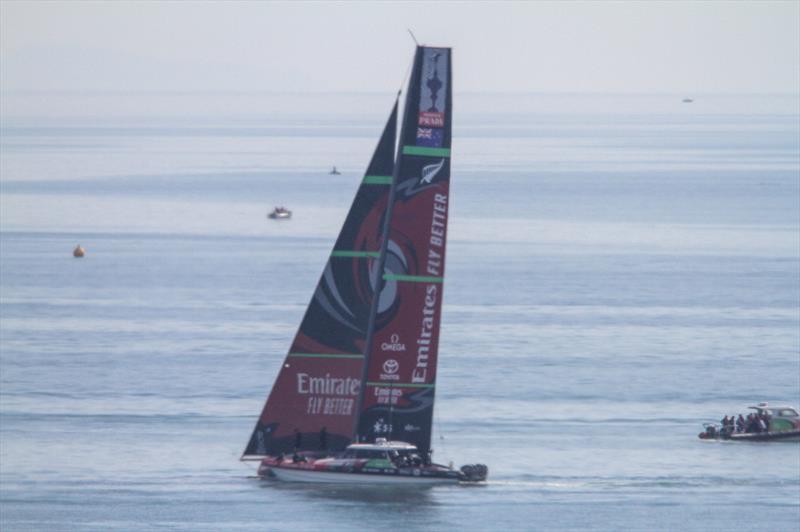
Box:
<box><xmin>268</xmin><ymin>207</ymin><xmax>291</xmax><ymax>220</ymax></box>
<box><xmin>329</xmin><ymin>166</ymin><xmax>341</xmax><ymax>175</ymax></box>
<box><xmin>682</xmin><ymin>98</ymin><xmax>694</xmax><ymax>103</ymax></box>
<box><xmin>73</xmin><ymin>245</ymin><xmax>85</xmax><ymax>258</ymax></box>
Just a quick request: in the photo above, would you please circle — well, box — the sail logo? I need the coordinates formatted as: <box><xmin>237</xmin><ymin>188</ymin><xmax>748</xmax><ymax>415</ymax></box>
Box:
<box><xmin>416</xmin><ymin>127</ymin><xmax>443</xmax><ymax>148</ymax></box>
<box><xmin>296</xmin><ymin>373</ymin><xmax>360</xmax><ymax>396</ymax></box>
<box><xmin>395</xmin><ymin>162</ymin><xmax>448</xmax><ymax>200</ymax></box>
<box><xmin>380</xmin><ymin>358</ymin><xmax>400</xmax><ymax>381</ymax></box>
<box><xmin>419</xmin><ymin>48</ymin><xmax>448</xmax><ymax>115</ymax></box>
<box><xmin>418</xmin><ymin>111</ymin><xmax>444</xmax><ymax>127</ymax></box>
<box><xmin>380</xmin><ymin>333</ymin><xmax>406</xmax><ymax>353</ymax></box>
<box><xmin>427</xmin><ymin>193</ymin><xmax>448</xmax><ymax>259</ymax></box>
<box><xmin>383</xmin><ymin>359</ymin><xmax>399</xmax><ymax>374</ymax></box>
<box><xmin>374</xmin><ymin>418</ymin><xmax>392</xmax><ymax>434</ymax></box>
<box><xmin>412</xmin><ymin>284</ymin><xmax>437</xmax><ymax>384</ymax></box>
<box><xmin>374</xmin><ymin>386</ymin><xmax>402</xmax><ymax>405</ymax></box>
<box><xmin>420</xmin><ymin>159</ymin><xmax>445</xmax><ymax>185</ymax></box>
<box><xmin>297</xmin><ymin>372</ymin><xmax>359</xmax><ymax>416</ymax></box>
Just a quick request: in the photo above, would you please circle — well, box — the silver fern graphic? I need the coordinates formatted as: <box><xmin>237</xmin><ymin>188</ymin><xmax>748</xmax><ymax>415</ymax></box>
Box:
<box><xmin>420</xmin><ymin>159</ymin><xmax>445</xmax><ymax>184</ymax></box>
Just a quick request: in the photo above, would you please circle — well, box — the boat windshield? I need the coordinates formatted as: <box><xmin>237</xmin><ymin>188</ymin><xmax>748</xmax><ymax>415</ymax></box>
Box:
<box><xmin>755</xmin><ymin>407</ymin><xmax>799</xmax><ymax>417</ymax></box>
<box><xmin>341</xmin><ymin>449</ymin><xmax>389</xmax><ymax>459</ymax></box>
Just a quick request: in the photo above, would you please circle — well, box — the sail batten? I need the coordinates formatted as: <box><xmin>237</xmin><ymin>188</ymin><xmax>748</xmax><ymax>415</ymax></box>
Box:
<box><xmin>401</xmin><ymin>146</ymin><xmax>451</xmax><ymax>157</ymax></box>
<box><xmin>287</xmin><ymin>353</ymin><xmax>365</xmax><ymax>359</ymax></box>
<box><xmin>330</xmin><ymin>251</ymin><xmax>381</xmax><ymax>258</ymax></box>
<box><xmin>362</xmin><ymin>176</ymin><xmax>394</xmax><ymax>185</ymax></box>
<box><xmin>382</xmin><ymin>274</ymin><xmax>444</xmax><ymax>283</ymax></box>
<box><xmin>365</xmin><ymin>382</ymin><xmax>436</xmax><ymax>388</ymax></box>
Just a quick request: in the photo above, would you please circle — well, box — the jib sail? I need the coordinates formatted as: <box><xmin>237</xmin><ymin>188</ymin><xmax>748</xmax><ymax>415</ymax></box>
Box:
<box><xmin>242</xmin><ymin>99</ymin><xmax>398</xmax><ymax>459</ymax></box>
<box><xmin>355</xmin><ymin>47</ymin><xmax>452</xmax><ymax>456</ymax></box>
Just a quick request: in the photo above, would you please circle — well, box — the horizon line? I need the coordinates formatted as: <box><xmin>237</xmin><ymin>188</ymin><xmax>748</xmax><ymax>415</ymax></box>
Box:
<box><xmin>2</xmin><ymin>89</ymin><xmax>799</xmax><ymax>97</ymax></box>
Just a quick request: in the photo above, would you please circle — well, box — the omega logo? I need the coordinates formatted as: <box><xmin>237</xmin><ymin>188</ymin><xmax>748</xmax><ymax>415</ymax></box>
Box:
<box><xmin>380</xmin><ymin>333</ymin><xmax>406</xmax><ymax>352</ymax></box>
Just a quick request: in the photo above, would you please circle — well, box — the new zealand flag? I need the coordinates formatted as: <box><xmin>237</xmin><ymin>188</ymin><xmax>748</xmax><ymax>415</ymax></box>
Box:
<box><xmin>416</xmin><ymin>127</ymin><xmax>444</xmax><ymax>148</ymax></box>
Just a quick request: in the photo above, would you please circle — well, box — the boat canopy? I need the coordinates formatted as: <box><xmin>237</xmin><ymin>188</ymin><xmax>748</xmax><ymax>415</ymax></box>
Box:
<box><xmin>345</xmin><ymin>439</ymin><xmax>418</xmax><ymax>452</ymax></box>
<box><xmin>748</xmin><ymin>404</ymin><xmax>799</xmax><ymax>417</ymax></box>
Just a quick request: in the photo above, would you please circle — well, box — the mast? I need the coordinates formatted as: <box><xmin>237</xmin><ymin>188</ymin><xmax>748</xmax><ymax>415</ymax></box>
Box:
<box><xmin>351</xmin><ymin>81</ymin><xmax>414</xmax><ymax>442</ymax></box>
<box><xmin>355</xmin><ymin>46</ymin><xmax>453</xmax><ymax>455</ymax></box>
<box><xmin>242</xmin><ymin>98</ymin><xmax>399</xmax><ymax>459</ymax></box>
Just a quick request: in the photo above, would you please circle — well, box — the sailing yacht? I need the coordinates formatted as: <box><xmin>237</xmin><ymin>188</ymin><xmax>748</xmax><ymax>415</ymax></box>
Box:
<box><xmin>242</xmin><ymin>46</ymin><xmax>487</xmax><ymax>484</ymax></box>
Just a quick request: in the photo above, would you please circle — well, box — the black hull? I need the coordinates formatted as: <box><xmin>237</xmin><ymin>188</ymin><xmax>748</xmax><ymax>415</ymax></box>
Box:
<box><xmin>700</xmin><ymin>429</ymin><xmax>800</xmax><ymax>442</ymax></box>
<box><xmin>726</xmin><ymin>430</ymin><xmax>800</xmax><ymax>442</ymax></box>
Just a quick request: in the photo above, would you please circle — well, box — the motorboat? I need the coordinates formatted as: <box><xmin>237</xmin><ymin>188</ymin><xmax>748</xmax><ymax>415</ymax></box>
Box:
<box><xmin>268</xmin><ymin>207</ymin><xmax>291</xmax><ymax>220</ymax></box>
<box><xmin>699</xmin><ymin>403</ymin><xmax>800</xmax><ymax>442</ymax></box>
<box><xmin>257</xmin><ymin>438</ymin><xmax>486</xmax><ymax>484</ymax></box>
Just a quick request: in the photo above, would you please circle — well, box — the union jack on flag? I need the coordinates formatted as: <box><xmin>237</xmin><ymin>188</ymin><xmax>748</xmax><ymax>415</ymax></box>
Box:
<box><xmin>416</xmin><ymin>127</ymin><xmax>443</xmax><ymax>148</ymax></box>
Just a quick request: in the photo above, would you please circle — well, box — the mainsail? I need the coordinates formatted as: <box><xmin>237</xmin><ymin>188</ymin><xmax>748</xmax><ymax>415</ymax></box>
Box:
<box><xmin>242</xmin><ymin>100</ymin><xmax>398</xmax><ymax>458</ymax></box>
<box><xmin>355</xmin><ymin>47</ymin><xmax>453</xmax><ymax>456</ymax></box>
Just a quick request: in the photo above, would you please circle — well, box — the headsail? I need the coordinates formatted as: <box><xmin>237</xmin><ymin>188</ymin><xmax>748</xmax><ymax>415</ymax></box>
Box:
<box><xmin>242</xmin><ymin>100</ymin><xmax>398</xmax><ymax>459</ymax></box>
<box><xmin>355</xmin><ymin>47</ymin><xmax>452</xmax><ymax>455</ymax></box>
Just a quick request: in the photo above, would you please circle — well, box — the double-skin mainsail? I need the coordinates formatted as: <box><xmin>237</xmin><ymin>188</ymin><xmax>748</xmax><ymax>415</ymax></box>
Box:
<box><xmin>243</xmin><ymin>46</ymin><xmax>452</xmax><ymax>460</ymax></box>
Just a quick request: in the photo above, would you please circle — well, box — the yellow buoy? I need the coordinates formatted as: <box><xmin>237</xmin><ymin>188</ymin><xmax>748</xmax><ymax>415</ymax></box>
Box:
<box><xmin>73</xmin><ymin>245</ymin><xmax>85</xmax><ymax>258</ymax></box>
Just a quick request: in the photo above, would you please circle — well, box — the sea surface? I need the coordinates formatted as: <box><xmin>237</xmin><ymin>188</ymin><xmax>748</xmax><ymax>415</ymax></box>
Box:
<box><xmin>1</xmin><ymin>91</ymin><xmax>799</xmax><ymax>531</ymax></box>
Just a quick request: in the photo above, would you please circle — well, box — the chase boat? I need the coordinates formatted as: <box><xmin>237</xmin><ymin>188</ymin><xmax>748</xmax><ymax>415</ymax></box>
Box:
<box><xmin>258</xmin><ymin>439</ymin><xmax>486</xmax><ymax>484</ymax></box>
<box><xmin>699</xmin><ymin>403</ymin><xmax>800</xmax><ymax>442</ymax></box>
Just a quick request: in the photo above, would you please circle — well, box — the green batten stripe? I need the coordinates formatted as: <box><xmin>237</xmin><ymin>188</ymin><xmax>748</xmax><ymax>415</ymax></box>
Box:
<box><xmin>331</xmin><ymin>250</ymin><xmax>381</xmax><ymax>258</ymax></box>
<box><xmin>366</xmin><ymin>381</ymin><xmax>436</xmax><ymax>389</ymax></box>
<box><xmin>382</xmin><ymin>273</ymin><xmax>443</xmax><ymax>283</ymax></box>
<box><xmin>288</xmin><ymin>353</ymin><xmax>363</xmax><ymax>359</ymax></box>
<box><xmin>402</xmin><ymin>146</ymin><xmax>451</xmax><ymax>157</ymax></box>
<box><xmin>363</xmin><ymin>175</ymin><xmax>393</xmax><ymax>185</ymax></box>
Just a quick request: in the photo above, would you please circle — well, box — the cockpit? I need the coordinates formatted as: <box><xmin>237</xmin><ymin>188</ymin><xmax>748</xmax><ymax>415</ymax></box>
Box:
<box><xmin>341</xmin><ymin>441</ymin><xmax>425</xmax><ymax>465</ymax></box>
<box><xmin>341</xmin><ymin>449</ymin><xmax>391</xmax><ymax>459</ymax></box>
<box><xmin>751</xmin><ymin>404</ymin><xmax>799</xmax><ymax>418</ymax></box>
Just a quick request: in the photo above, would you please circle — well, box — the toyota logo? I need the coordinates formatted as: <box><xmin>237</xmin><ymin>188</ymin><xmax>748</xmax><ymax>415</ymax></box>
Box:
<box><xmin>383</xmin><ymin>359</ymin><xmax>399</xmax><ymax>374</ymax></box>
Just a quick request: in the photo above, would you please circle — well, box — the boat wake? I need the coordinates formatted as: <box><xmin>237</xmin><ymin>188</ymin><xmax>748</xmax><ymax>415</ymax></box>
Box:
<box><xmin>494</xmin><ymin>474</ymin><xmax>797</xmax><ymax>491</ymax></box>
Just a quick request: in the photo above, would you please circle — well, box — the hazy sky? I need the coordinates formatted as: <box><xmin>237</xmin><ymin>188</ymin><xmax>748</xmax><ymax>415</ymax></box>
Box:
<box><xmin>1</xmin><ymin>1</ymin><xmax>798</xmax><ymax>94</ymax></box>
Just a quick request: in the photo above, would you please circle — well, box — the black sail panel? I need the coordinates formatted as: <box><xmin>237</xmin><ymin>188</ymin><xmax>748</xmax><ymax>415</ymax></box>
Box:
<box><xmin>356</xmin><ymin>47</ymin><xmax>453</xmax><ymax>456</ymax></box>
<box><xmin>243</xmin><ymin>101</ymin><xmax>398</xmax><ymax>458</ymax></box>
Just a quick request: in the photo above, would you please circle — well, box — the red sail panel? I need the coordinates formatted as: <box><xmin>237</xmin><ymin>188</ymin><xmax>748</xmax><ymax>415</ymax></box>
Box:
<box><xmin>356</xmin><ymin>47</ymin><xmax>452</xmax><ymax>455</ymax></box>
<box><xmin>242</xmin><ymin>101</ymin><xmax>398</xmax><ymax>458</ymax></box>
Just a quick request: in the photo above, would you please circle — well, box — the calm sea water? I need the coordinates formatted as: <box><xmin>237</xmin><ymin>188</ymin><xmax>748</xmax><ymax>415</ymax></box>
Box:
<box><xmin>1</xmin><ymin>92</ymin><xmax>799</xmax><ymax>531</ymax></box>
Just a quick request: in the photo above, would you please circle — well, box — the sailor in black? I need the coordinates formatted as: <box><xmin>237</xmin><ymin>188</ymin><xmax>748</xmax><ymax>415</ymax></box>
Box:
<box><xmin>294</xmin><ymin>428</ymin><xmax>302</xmax><ymax>451</ymax></box>
<box><xmin>319</xmin><ymin>426</ymin><xmax>328</xmax><ymax>450</ymax></box>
